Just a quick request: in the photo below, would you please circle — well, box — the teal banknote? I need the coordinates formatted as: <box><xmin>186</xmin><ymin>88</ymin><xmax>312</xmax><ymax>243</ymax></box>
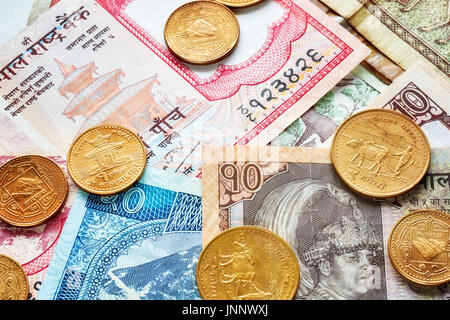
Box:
<box><xmin>38</xmin><ymin>168</ymin><xmax>202</xmax><ymax>300</ymax></box>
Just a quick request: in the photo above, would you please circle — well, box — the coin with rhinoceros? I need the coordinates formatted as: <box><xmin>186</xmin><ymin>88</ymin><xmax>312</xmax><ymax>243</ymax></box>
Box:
<box><xmin>388</xmin><ymin>209</ymin><xmax>450</xmax><ymax>286</ymax></box>
<box><xmin>196</xmin><ymin>225</ymin><xmax>299</xmax><ymax>300</ymax></box>
<box><xmin>67</xmin><ymin>124</ymin><xmax>147</xmax><ymax>195</ymax></box>
<box><xmin>164</xmin><ymin>1</ymin><xmax>240</xmax><ymax>65</ymax></box>
<box><xmin>331</xmin><ymin>109</ymin><xmax>430</xmax><ymax>198</ymax></box>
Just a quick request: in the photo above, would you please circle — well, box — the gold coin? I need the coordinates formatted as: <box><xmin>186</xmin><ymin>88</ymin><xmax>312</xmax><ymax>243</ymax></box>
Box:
<box><xmin>67</xmin><ymin>124</ymin><xmax>147</xmax><ymax>195</ymax></box>
<box><xmin>331</xmin><ymin>109</ymin><xmax>430</xmax><ymax>198</ymax></box>
<box><xmin>215</xmin><ymin>0</ymin><xmax>266</xmax><ymax>7</ymax></box>
<box><xmin>388</xmin><ymin>209</ymin><xmax>450</xmax><ymax>286</ymax></box>
<box><xmin>164</xmin><ymin>1</ymin><xmax>240</xmax><ymax>65</ymax></box>
<box><xmin>0</xmin><ymin>254</ymin><xmax>29</xmax><ymax>300</ymax></box>
<box><xmin>0</xmin><ymin>155</ymin><xmax>68</xmax><ymax>227</ymax></box>
<box><xmin>196</xmin><ymin>225</ymin><xmax>300</xmax><ymax>300</ymax></box>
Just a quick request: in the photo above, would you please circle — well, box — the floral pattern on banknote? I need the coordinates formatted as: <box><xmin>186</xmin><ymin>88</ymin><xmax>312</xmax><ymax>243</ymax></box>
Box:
<box><xmin>271</xmin><ymin>73</ymin><xmax>379</xmax><ymax>147</ymax></box>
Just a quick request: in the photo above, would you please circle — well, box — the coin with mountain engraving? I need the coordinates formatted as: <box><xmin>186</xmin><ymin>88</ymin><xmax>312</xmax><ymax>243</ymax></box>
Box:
<box><xmin>196</xmin><ymin>225</ymin><xmax>299</xmax><ymax>300</ymax></box>
<box><xmin>388</xmin><ymin>209</ymin><xmax>450</xmax><ymax>286</ymax></box>
<box><xmin>0</xmin><ymin>155</ymin><xmax>68</xmax><ymax>227</ymax></box>
<box><xmin>67</xmin><ymin>124</ymin><xmax>147</xmax><ymax>195</ymax></box>
<box><xmin>164</xmin><ymin>1</ymin><xmax>240</xmax><ymax>65</ymax></box>
<box><xmin>0</xmin><ymin>254</ymin><xmax>29</xmax><ymax>300</ymax></box>
<box><xmin>331</xmin><ymin>109</ymin><xmax>430</xmax><ymax>198</ymax></box>
<box><xmin>215</xmin><ymin>0</ymin><xmax>266</xmax><ymax>7</ymax></box>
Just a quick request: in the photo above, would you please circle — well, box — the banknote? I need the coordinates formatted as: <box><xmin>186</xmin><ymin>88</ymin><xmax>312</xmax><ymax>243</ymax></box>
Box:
<box><xmin>271</xmin><ymin>65</ymin><xmax>385</xmax><ymax>148</ymax></box>
<box><xmin>0</xmin><ymin>0</ymin><xmax>369</xmax><ymax>176</ymax></box>
<box><xmin>373</xmin><ymin>60</ymin><xmax>450</xmax><ymax>148</ymax></box>
<box><xmin>311</xmin><ymin>0</ymin><xmax>403</xmax><ymax>83</ymax></box>
<box><xmin>202</xmin><ymin>145</ymin><xmax>450</xmax><ymax>300</ymax></box>
<box><xmin>37</xmin><ymin>167</ymin><xmax>202</xmax><ymax>300</ymax></box>
<box><xmin>319</xmin><ymin>0</ymin><xmax>450</xmax><ymax>78</ymax></box>
<box><xmin>27</xmin><ymin>0</ymin><xmax>53</xmax><ymax>25</ymax></box>
<box><xmin>0</xmin><ymin>155</ymin><xmax>78</xmax><ymax>299</ymax></box>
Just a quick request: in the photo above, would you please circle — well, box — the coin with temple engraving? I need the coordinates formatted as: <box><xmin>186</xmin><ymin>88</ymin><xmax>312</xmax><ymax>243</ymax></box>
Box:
<box><xmin>164</xmin><ymin>1</ymin><xmax>240</xmax><ymax>65</ymax></box>
<box><xmin>388</xmin><ymin>209</ymin><xmax>450</xmax><ymax>286</ymax></box>
<box><xmin>0</xmin><ymin>254</ymin><xmax>29</xmax><ymax>300</ymax></box>
<box><xmin>215</xmin><ymin>0</ymin><xmax>266</xmax><ymax>7</ymax></box>
<box><xmin>331</xmin><ymin>109</ymin><xmax>430</xmax><ymax>198</ymax></box>
<box><xmin>0</xmin><ymin>155</ymin><xmax>68</xmax><ymax>227</ymax></box>
<box><xmin>196</xmin><ymin>225</ymin><xmax>299</xmax><ymax>300</ymax></box>
<box><xmin>67</xmin><ymin>124</ymin><xmax>147</xmax><ymax>195</ymax></box>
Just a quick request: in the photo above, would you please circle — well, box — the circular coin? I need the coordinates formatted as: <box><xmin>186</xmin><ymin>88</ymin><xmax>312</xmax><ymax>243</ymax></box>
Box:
<box><xmin>196</xmin><ymin>225</ymin><xmax>299</xmax><ymax>300</ymax></box>
<box><xmin>388</xmin><ymin>209</ymin><xmax>450</xmax><ymax>286</ymax></box>
<box><xmin>331</xmin><ymin>109</ymin><xmax>430</xmax><ymax>198</ymax></box>
<box><xmin>164</xmin><ymin>1</ymin><xmax>240</xmax><ymax>65</ymax></box>
<box><xmin>215</xmin><ymin>0</ymin><xmax>265</xmax><ymax>7</ymax></box>
<box><xmin>67</xmin><ymin>124</ymin><xmax>147</xmax><ymax>195</ymax></box>
<box><xmin>0</xmin><ymin>254</ymin><xmax>29</xmax><ymax>300</ymax></box>
<box><xmin>0</xmin><ymin>155</ymin><xmax>68</xmax><ymax>227</ymax></box>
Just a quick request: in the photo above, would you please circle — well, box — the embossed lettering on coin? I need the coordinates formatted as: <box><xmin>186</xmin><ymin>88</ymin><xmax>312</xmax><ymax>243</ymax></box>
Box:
<box><xmin>196</xmin><ymin>225</ymin><xmax>299</xmax><ymax>300</ymax></box>
<box><xmin>0</xmin><ymin>254</ymin><xmax>29</xmax><ymax>300</ymax></box>
<box><xmin>67</xmin><ymin>124</ymin><xmax>147</xmax><ymax>195</ymax></box>
<box><xmin>0</xmin><ymin>155</ymin><xmax>68</xmax><ymax>227</ymax></box>
<box><xmin>388</xmin><ymin>209</ymin><xmax>450</xmax><ymax>286</ymax></box>
<box><xmin>164</xmin><ymin>1</ymin><xmax>240</xmax><ymax>65</ymax></box>
<box><xmin>331</xmin><ymin>109</ymin><xmax>430</xmax><ymax>198</ymax></box>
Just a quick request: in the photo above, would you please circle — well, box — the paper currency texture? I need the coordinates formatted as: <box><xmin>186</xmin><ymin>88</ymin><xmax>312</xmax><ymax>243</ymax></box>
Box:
<box><xmin>38</xmin><ymin>168</ymin><xmax>202</xmax><ymax>300</ymax></box>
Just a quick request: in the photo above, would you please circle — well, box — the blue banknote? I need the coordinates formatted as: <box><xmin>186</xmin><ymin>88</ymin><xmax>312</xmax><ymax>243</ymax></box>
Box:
<box><xmin>38</xmin><ymin>168</ymin><xmax>202</xmax><ymax>300</ymax></box>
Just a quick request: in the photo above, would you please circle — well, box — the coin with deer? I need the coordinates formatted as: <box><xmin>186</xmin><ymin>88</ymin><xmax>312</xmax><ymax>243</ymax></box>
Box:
<box><xmin>331</xmin><ymin>109</ymin><xmax>430</xmax><ymax>198</ymax></box>
<box><xmin>67</xmin><ymin>124</ymin><xmax>147</xmax><ymax>195</ymax></box>
<box><xmin>164</xmin><ymin>1</ymin><xmax>240</xmax><ymax>65</ymax></box>
<box><xmin>196</xmin><ymin>225</ymin><xmax>299</xmax><ymax>300</ymax></box>
<box><xmin>388</xmin><ymin>209</ymin><xmax>450</xmax><ymax>286</ymax></box>
<box><xmin>0</xmin><ymin>155</ymin><xmax>68</xmax><ymax>227</ymax></box>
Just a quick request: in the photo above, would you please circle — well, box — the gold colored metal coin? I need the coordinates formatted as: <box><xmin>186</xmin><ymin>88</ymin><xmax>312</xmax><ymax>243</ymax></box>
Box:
<box><xmin>388</xmin><ymin>209</ymin><xmax>450</xmax><ymax>286</ymax></box>
<box><xmin>0</xmin><ymin>254</ymin><xmax>29</xmax><ymax>300</ymax></box>
<box><xmin>331</xmin><ymin>109</ymin><xmax>430</xmax><ymax>198</ymax></box>
<box><xmin>67</xmin><ymin>124</ymin><xmax>147</xmax><ymax>195</ymax></box>
<box><xmin>196</xmin><ymin>225</ymin><xmax>300</xmax><ymax>300</ymax></box>
<box><xmin>164</xmin><ymin>1</ymin><xmax>240</xmax><ymax>65</ymax></box>
<box><xmin>215</xmin><ymin>0</ymin><xmax>266</xmax><ymax>7</ymax></box>
<box><xmin>0</xmin><ymin>155</ymin><xmax>68</xmax><ymax>227</ymax></box>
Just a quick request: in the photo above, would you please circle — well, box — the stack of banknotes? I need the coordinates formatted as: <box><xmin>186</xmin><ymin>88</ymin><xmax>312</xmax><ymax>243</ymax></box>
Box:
<box><xmin>0</xmin><ymin>0</ymin><xmax>449</xmax><ymax>301</ymax></box>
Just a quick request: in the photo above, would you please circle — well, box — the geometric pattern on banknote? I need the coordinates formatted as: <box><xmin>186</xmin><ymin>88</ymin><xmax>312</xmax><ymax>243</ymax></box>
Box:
<box><xmin>363</xmin><ymin>1</ymin><xmax>449</xmax><ymax>76</ymax></box>
<box><xmin>52</xmin><ymin>188</ymin><xmax>202</xmax><ymax>300</ymax></box>
<box><xmin>382</xmin><ymin>82</ymin><xmax>450</xmax><ymax>130</ymax></box>
<box><xmin>85</xmin><ymin>183</ymin><xmax>177</xmax><ymax>221</ymax></box>
<box><xmin>240</xmin><ymin>162</ymin><xmax>387</xmax><ymax>300</ymax></box>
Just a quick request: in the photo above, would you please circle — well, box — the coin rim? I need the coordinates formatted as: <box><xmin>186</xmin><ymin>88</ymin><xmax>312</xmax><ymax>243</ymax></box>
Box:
<box><xmin>67</xmin><ymin>124</ymin><xmax>147</xmax><ymax>195</ymax></box>
<box><xmin>163</xmin><ymin>0</ymin><xmax>240</xmax><ymax>65</ymax></box>
<box><xmin>387</xmin><ymin>209</ymin><xmax>450</xmax><ymax>286</ymax></box>
<box><xmin>330</xmin><ymin>108</ymin><xmax>431</xmax><ymax>198</ymax></box>
<box><xmin>0</xmin><ymin>155</ymin><xmax>68</xmax><ymax>227</ymax></box>
<box><xmin>215</xmin><ymin>0</ymin><xmax>266</xmax><ymax>8</ymax></box>
<box><xmin>0</xmin><ymin>254</ymin><xmax>30</xmax><ymax>300</ymax></box>
<box><xmin>196</xmin><ymin>225</ymin><xmax>300</xmax><ymax>300</ymax></box>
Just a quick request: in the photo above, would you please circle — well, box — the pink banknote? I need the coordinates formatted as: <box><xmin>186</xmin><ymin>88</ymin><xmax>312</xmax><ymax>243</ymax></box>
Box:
<box><xmin>0</xmin><ymin>0</ymin><xmax>369</xmax><ymax>176</ymax></box>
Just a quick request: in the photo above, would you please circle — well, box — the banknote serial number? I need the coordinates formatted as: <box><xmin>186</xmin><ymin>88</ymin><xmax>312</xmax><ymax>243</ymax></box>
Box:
<box><xmin>236</xmin><ymin>49</ymin><xmax>324</xmax><ymax>122</ymax></box>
